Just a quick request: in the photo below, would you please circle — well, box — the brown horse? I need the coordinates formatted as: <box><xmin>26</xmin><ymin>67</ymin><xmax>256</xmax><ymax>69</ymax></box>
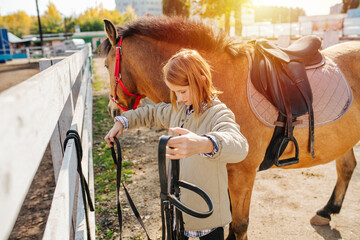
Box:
<box><xmin>101</xmin><ymin>16</ymin><xmax>360</xmax><ymax>239</ymax></box>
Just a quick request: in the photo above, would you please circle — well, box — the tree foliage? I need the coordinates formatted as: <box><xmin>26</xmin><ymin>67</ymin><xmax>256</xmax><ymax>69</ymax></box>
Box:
<box><xmin>76</xmin><ymin>4</ymin><xmax>136</xmax><ymax>32</ymax></box>
<box><xmin>0</xmin><ymin>2</ymin><xmax>136</xmax><ymax>37</ymax></box>
<box><xmin>163</xmin><ymin>0</ymin><xmax>190</xmax><ymax>17</ymax></box>
<box><xmin>254</xmin><ymin>6</ymin><xmax>306</xmax><ymax>24</ymax></box>
<box><xmin>342</xmin><ymin>0</ymin><xmax>360</xmax><ymax>13</ymax></box>
<box><xmin>0</xmin><ymin>11</ymin><xmax>34</xmax><ymax>37</ymax></box>
<box><xmin>195</xmin><ymin>0</ymin><xmax>250</xmax><ymax>35</ymax></box>
<box><xmin>41</xmin><ymin>2</ymin><xmax>64</xmax><ymax>33</ymax></box>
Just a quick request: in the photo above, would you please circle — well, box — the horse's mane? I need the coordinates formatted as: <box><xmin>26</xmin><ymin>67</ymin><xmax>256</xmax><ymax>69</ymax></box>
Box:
<box><xmin>101</xmin><ymin>16</ymin><xmax>250</xmax><ymax>57</ymax></box>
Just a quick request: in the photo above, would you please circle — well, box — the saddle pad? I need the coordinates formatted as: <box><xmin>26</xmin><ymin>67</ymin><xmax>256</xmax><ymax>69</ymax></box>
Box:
<box><xmin>247</xmin><ymin>56</ymin><xmax>353</xmax><ymax>128</ymax></box>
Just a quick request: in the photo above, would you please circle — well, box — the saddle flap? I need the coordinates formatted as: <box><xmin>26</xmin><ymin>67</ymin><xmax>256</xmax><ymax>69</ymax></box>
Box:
<box><xmin>279</xmin><ymin>61</ymin><xmax>312</xmax><ymax>116</ymax></box>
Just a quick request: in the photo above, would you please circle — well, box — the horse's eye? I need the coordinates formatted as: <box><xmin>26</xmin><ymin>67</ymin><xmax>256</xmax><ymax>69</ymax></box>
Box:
<box><xmin>105</xmin><ymin>65</ymin><xmax>109</xmax><ymax>69</ymax></box>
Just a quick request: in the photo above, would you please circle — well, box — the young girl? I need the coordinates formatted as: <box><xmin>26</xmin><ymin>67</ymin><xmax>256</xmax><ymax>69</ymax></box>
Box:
<box><xmin>105</xmin><ymin>49</ymin><xmax>248</xmax><ymax>239</ymax></box>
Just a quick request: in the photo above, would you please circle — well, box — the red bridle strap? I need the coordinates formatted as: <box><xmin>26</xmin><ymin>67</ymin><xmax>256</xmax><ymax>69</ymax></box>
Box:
<box><xmin>110</xmin><ymin>36</ymin><xmax>144</xmax><ymax>112</ymax></box>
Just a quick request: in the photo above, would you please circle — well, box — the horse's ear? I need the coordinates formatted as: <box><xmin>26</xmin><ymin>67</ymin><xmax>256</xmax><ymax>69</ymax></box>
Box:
<box><xmin>104</xmin><ymin>19</ymin><xmax>117</xmax><ymax>47</ymax></box>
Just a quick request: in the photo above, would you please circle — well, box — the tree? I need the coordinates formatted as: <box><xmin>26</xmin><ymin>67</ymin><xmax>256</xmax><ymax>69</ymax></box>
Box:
<box><xmin>75</xmin><ymin>4</ymin><xmax>135</xmax><ymax>32</ymax></box>
<box><xmin>64</xmin><ymin>17</ymin><xmax>76</xmax><ymax>33</ymax></box>
<box><xmin>254</xmin><ymin>6</ymin><xmax>306</xmax><ymax>24</ymax></box>
<box><xmin>195</xmin><ymin>0</ymin><xmax>250</xmax><ymax>35</ymax></box>
<box><xmin>163</xmin><ymin>0</ymin><xmax>190</xmax><ymax>17</ymax></box>
<box><xmin>342</xmin><ymin>0</ymin><xmax>360</xmax><ymax>13</ymax></box>
<box><xmin>1</xmin><ymin>11</ymin><xmax>34</xmax><ymax>37</ymax></box>
<box><xmin>40</xmin><ymin>2</ymin><xmax>64</xmax><ymax>33</ymax></box>
<box><xmin>122</xmin><ymin>6</ymin><xmax>137</xmax><ymax>23</ymax></box>
<box><xmin>234</xmin><ymin>1</ymin><xmax>252</xmax><ymax>36</ymax></box>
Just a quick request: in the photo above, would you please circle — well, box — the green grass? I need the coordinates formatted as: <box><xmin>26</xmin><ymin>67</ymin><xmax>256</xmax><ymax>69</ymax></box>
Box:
<box><xmin>92</xmin><ymin>70</ymin><xmax>135</xmax><ymax>239</ymax></box>
<box><xmin>93</xmin><ymin>74</ymin><xmax>106</xmax><ymax>91</ymax></box>
<box><xmin>92</xmin><ymin>61</ymin><xmax>109</xmax><ymax>91</ymax></box>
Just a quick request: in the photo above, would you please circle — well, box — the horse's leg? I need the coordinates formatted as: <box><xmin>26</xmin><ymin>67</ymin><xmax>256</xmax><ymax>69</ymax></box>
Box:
<box><xmin>226</xmin><ymin>165</ymin><xmax>256</xmax><ymax>240</ymax></box>
<box><xmin>310</xmin><ymin>148</ymin><xmax>357</xmax><ymax>225</ymax></box>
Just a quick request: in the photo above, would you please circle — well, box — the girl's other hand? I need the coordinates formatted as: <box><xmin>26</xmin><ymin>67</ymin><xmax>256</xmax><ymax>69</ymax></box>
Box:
<box><xmin>166</xmin><ymin>127</ymin><xmax>213</xmax><ymax>159</ymax></box>
<box><xmin>104</xmin><ymin>121</ymin><xmax>124</xmax><ymax>146</ymax></box>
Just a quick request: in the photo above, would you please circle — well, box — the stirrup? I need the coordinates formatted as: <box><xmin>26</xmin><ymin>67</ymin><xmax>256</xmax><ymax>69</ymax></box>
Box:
<box><xmin>275</xmin><ymin>137</ymin><xmax>299</xmax><ymax>167</ymax></box>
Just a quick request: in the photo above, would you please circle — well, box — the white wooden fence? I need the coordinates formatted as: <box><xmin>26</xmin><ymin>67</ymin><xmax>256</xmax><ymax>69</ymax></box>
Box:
<box><xmin>0</xmin><ymin>44</ymin><xmax>95</xmax><ymax>239</ymax></box>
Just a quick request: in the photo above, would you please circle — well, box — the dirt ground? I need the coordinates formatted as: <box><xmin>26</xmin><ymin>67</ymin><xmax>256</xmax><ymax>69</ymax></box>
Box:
<box><xmin>3</xmin><ymin>56</ymin><xmax>359</xmax><ymax>240</ymax></box>
<box><xmin>0</xmin><ymin>59</ymin><xmax>40</xmax><ymax>93</ymax></box>
<box><xmin>93</xmin><ymin>56</ymin><xmax>360</xmax><ymax>240</ymax></box>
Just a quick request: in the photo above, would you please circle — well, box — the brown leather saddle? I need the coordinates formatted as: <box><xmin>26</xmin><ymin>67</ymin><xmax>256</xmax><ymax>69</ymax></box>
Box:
<box><xmin>250</xmin><ymin>36</ymin><xmax>324</xmax><ymax>170</ymax></box>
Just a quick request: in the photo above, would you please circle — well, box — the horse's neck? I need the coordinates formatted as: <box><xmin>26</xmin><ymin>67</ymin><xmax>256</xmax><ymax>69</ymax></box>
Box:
<box><xmin>129</xmin><ymin>35</ymin><xmax>249</xmax><ymax>104</ymax></box>
<box><xmin>128</xmin><ymin>36</ymin><xmax>176</xmax><ymax>103</ymax></box>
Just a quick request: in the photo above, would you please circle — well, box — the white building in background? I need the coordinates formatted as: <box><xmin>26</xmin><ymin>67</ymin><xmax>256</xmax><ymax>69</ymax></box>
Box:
<box><xmin>330</xmin><ymin>3</ymin><xmax>343</xmax><ymax>14</ymax></box>
<box><xmin>115</xmin><ymin>0</ymin><xmax>162</xmax><ymax>17</ymax></box>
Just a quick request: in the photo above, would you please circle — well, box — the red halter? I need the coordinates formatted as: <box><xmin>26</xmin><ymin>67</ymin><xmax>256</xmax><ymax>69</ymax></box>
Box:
<box><xmin>110</xmin><ymin>36</ymin><xmax>144</xmax><ymax>111</ymax></box>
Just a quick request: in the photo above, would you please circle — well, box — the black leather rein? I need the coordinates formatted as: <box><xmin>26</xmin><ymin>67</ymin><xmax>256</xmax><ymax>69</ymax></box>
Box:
<box><xmin>110</xmin><ymin>136</ymin><xmax>213</xmax><ymax>240</ymax></box>
<box><xmin>110</xmin><ymin>137</ymin><xmax>151</xmax><ymax>240</ymax></box>
<box><xmin>158</xmin><ymin>135</ymin><xmax>214</xmax><ymax>240</ymax></box>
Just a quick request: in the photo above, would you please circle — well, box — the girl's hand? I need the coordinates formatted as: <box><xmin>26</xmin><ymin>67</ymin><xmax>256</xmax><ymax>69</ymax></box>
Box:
<box><xmin>104</xmin><ymin>121</ymin><xmax>124</xmax><ymax>146</ymax></box>
<box><xmin>166</xmin><ymin>127</ymin><xmax>214</xmax><ymax>159</ymax></box>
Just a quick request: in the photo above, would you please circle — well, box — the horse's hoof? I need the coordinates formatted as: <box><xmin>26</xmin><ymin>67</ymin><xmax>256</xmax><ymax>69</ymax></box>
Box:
<box><xmin>310</xmin><ymin>214</ymin><xmax>330</xmax><ymax>225</ymax></box>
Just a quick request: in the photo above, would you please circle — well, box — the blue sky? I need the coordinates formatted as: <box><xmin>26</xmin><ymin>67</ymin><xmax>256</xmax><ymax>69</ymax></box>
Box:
<box><xmin>0</xmin><ymin>0</ymin><xmax>343</xmax><ymax>17</ymax></box>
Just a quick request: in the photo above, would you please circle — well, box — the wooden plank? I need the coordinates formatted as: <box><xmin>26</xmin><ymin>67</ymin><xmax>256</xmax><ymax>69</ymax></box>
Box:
<box><xmin>69</xmin><ymin>47</ymin><xmax>88</xmax><ymax>87</ymax></box>
<box><xmin>39</xmin><ymin>57</ymin><xmax>65</xmax><ymax>71</ymax></box>
<box><xmin>43</xmin><ymin>61</ymin><xmax>89</xmax><ymax>239</ymax></box>
<box><xmin>50</xmin><ymin>123</ymin><xmax>64</xmax><ymax>182</ymax></box>
<box><xmin>75</xmin><ymin>188</ymin><xmax>86</xmax><ymax>240</ymax></box>
<box><xmin>39</xmin><ymin>59</ymin><xmax>52</xmax><ymax>71</ymax></box>
<box><xmin>75</xmin><ymin>126</ymin><xmax>89</xmax><ymax>240</ymax></box>
<box><xmin>52</xmin><ymin>57</ymin><xmax>65</xmax><ymax>65</ymax></box>
<box><xmin>40</xmin><ymin>57</ymin><xmax>73</xmax><ymax>183</ymax></box>
<box><xmin>43</xmin><ymin>133</ymin><xmax>79</xmax><ymax>240</ymax></box>
<box><xmin>75</xmin><ymin>77</ymin><xmax>94</xmax><ymax>240</ymax></box>
<box><xmin>71</xmin><ymin>171</ymin><xmax>80</xmax><ymax>240</ymax></box>
<box><xmin>86</xmin><ymin>78</ymin><xmax>96</xmax><ymax>240</ymax></box>
<box><xmin>0</xmin><ymin>47</ymin><xmax>88</xmax><ymax>238</ymax></box>
<box><xmin>54</xmin><ymin>96</ymin><xmax>75</xmax><ymax>182</ymax></box>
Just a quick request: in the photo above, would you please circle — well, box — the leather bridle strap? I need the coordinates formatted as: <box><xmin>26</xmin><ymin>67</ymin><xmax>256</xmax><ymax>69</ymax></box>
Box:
<box><xmin>110</xmin><ymin>137</ymin><xmax>151</xmax><ymax>240</ymax></box>
<box><xmin>110</xmin><ymin>36</ymin><xmax>144</xmax><ymax>112</ymax></box>
<box><xmin>63</xmin><ymin>130</ymin><xmax>94</xmax><ymax>240</ymax></box>
<box><xmin>158</xmin><ymin>136</ymin><xmax>214</xmax><ymax>240</ymax></box>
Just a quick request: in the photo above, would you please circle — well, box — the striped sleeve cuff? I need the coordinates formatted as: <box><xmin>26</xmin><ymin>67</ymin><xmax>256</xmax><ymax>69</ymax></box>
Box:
<box><xmin>200</xmin><ymin>134</ymin><xmax>219</xmax><ymax>157</ymax></box>
<box><xmin>114</xmin><ymin>116</ymin><xmax>129</xmax><ymax>129</ymax></box>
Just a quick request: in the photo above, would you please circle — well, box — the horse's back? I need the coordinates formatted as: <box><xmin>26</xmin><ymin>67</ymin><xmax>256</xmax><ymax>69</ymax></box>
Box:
<box><xmin>323</xmin><ymin>41</ymin><xmax>360</xmax><ymax>81</ymax></box>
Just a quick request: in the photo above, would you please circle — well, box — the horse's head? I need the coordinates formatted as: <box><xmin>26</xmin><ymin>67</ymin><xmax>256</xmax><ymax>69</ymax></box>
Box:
<box><xmin>103</xmin><ymin>19</ymin><xmax>145</xmax><ymax>118</ymax></box>
<box><xmin>102</xmin><ymin>19</ymin><xmax>175</xmax><ymax>118</ymax></box>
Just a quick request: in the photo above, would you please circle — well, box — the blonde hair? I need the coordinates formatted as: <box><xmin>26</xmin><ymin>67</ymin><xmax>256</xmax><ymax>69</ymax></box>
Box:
<box><xmin>162</xmin><ymin>49</ymin><xmax>222</xmax><ymax>117</ymax></box>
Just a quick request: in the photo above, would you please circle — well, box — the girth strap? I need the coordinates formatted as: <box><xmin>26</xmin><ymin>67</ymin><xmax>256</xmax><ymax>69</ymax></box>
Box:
<box><xmin>63</xmin><ymin>130</ymin><xmax>94</xmax><ymax>240</ymax></box>
<box><xmin>110</xmin><ymin>137</ymin><xmax>151</xmax><ymax>240</ymax></box>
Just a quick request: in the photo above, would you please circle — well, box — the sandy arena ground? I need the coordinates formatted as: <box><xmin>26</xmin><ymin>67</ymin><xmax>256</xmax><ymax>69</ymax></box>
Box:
<box><xmin>0</xmin><ymin>58</ymin><xmax>40</xmax><ymax>93</ymax></box>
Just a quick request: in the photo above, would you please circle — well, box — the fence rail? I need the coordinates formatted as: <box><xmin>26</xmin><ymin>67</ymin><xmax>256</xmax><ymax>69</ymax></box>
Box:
<box><xmin>239</xmin><ymin>17</ymin><xmax>360</xmax><ymax>39</ymax></box>
<box><xmin>0</xmin><ymin>44</ymin><xmax>95</xmax><ymax>239</ymax></box>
